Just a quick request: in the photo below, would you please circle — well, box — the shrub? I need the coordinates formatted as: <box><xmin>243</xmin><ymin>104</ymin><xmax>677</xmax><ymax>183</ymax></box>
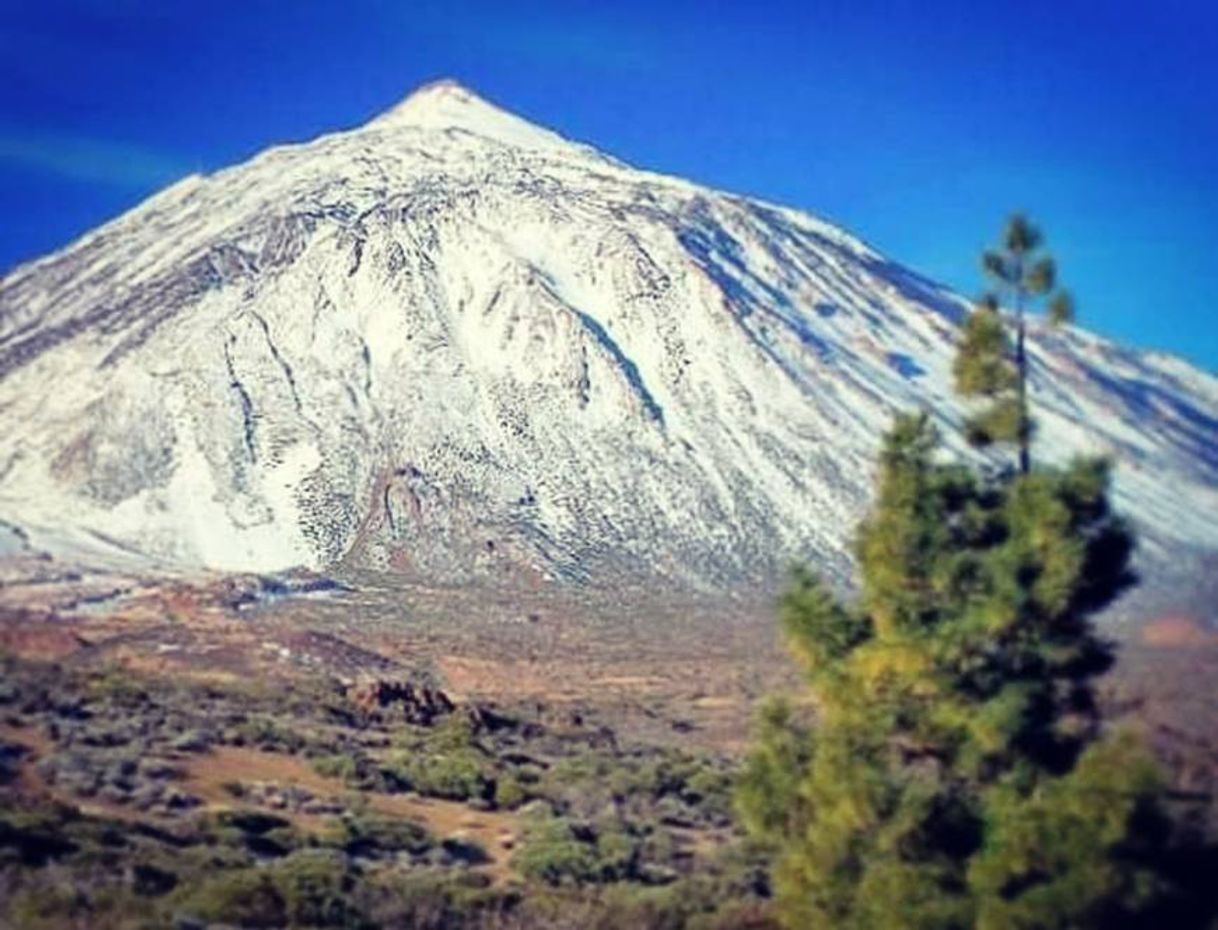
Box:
<box><xmin>273</xmin><ymin>851</ymin><xmax>360</xmax><ymax>927</ymax></box>
<box><xmin>385</xmin><ymin>750</ymin><xmax>491</xmax><ymax>802</ymax></box>
<box><xmin>232</xmin><ymin>716</ymin><xmax>307</xmax><ymax>753</ymax></box>
<box><xmin>0</xmin><ymin>806</ymin><xmax>79</xmax><ymax>866</ymax></box>
<box><xmin>199</xmin><ymin>809</ymin><xmax>300</xmax><ymax>858</ymax></box>
<box><xmin>312</xmin><ymin>753</ymin><xmax>360</xmax><ymax>783</ymax></box>
<box><xmin>331</xmin><ymin>813</ymin><xmax>434</xmax><ymax>859</ymax></box>
<box><xmin>5</xmin><ymin>883</ymin><xmax>97</xmax><ymax>929</ymax></box>
<box><xmin>176</xmin><ymin>852</ymin><xmax>359</xmax><ymax>928</ymax></box>
<box><xmin>177</xmin><ymin>869</ymin><xmax>287</xmax><ymax>928</ymax></box>
<box><xmin>682</xmin><ymin>764</ymin><xmax>733</xmax><ymax>818</ymax></box>
<box><xmin>358</xmin><ymin>871</ymin><xmax>504</xmax><ymax>930</ymax></box>
<box><xmin>493</xmin><ymin>772</ymin><xmax>528</xmax><ymax>810</ymax></box>
<box><xmin>592</xmin><ymin>822</ymin><xmax>638</xmax><ymax>880</ymax></box>
<box><xmin>214</xmin><ymin>810</ymin><xmax>293</xmax><ymax>836</ymax></box>
<box><xmin>513</xmin><ymin>816</ymin><xmax>641</xmax><ymax>886</ymax></box>
<box><xmin>513</xmin><ymin>817</ymin><xmax>601</xmax><ymax>885</ymax></box>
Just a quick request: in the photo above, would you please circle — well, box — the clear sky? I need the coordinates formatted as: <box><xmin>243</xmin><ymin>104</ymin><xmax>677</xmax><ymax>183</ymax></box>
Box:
<box><xmin>2</xmin><ymin>0</ymin><xmax>1216</xmax><ymax>371</ymax></box>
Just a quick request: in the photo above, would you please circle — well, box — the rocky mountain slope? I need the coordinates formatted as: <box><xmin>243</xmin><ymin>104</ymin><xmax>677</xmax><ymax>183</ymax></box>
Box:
<box><xmin>1</xmin><ymin>79</ymin><xmax>1215</xmax><ymax>591</ymax></box>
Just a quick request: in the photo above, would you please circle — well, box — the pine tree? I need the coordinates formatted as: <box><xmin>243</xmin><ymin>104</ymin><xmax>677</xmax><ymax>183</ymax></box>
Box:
<box><xmin>736</xmin><ymin>410</ymin><xmax>1184</xmax><ymax>929</ymax></box>
<box><xmin>737</xmin><ymin>209</ymin><xmax>1218</xmax><ymax>929</ymax></box>
<box><xmin>955</xmin><ymin>214</ymin><xmax>1075</xmax><ymax>473</ymax></box>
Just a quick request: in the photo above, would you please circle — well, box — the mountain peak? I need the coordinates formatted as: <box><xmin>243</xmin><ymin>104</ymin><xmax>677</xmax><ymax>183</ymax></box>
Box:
<box><xmin>367</xmin><ymin>78</ymin><xmax>580</xmax><ymax>156</ymax></box>
<box><xmin>1</xmin><ymin>79</ymin><xmax>1215</xmax><ymax>591</ymax></box>
<box><xmin>390</xmin><ymin>78</ymin><xmax>489</xmax><ymax>113</ymax></box>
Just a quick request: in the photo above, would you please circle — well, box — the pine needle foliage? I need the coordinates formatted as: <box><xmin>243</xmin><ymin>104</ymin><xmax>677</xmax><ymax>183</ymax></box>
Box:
<box><xmin>736</xmin><ymin>413</ymin><xmax>1182</xmax><ymax>930</ymax></box>
<box><xmin>957</xmin><ymin>214</ymin><xmax>1075</xmax><ymax>473</ymax></box>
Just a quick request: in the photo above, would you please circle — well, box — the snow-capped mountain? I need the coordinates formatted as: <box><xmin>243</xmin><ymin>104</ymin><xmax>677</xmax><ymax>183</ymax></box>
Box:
<box><xmin>1</xmin><ymin>79</ymin><xmax>1215</xmax><ymax>590</ymax></box>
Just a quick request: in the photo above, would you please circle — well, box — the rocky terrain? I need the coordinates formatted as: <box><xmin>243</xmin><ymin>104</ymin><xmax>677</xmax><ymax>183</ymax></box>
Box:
<box><xmin>0</xmin><ymin>557</ymin><xmax>781</xmax><ymax>929</ymax></box>
<box><xmin>0</xmin><ymin>79</ymin><xmax>1215</xmax><ymax>596</ymax></box>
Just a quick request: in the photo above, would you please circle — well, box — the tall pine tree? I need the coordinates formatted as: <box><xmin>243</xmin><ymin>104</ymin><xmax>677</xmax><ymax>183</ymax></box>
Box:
<box><xmin>954</xmin><ymin>214</ymin><xmax>1074</xmax><ymax>473</ymax></box>
<box><xmin>736</xmin><ymin>215</ymin><xmax>1205</xmax><ymax>929</ymax></box>
<box><xmin>738</xmin><ymin>415</ymin><xmax>1161</xmax><ymax>929</ymax></box>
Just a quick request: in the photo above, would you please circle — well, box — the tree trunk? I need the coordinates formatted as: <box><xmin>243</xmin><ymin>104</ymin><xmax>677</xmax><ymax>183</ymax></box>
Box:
<box><xmin>1015</xmin><ymin>285</ymin><xmax>1030</xmax><ymax>474</ymax></box>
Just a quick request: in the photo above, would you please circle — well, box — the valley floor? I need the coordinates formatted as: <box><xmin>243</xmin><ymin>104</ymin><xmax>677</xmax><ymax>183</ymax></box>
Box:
<box><xmin>1</xmin><ymin>555</ymin><xmax>1215</xmax><ymax>928</ymax></box>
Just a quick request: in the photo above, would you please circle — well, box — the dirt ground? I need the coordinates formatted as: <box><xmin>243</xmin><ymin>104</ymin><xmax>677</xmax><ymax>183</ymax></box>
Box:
<box><xmin>1</xmin><ymin>555</ymin><xmax>1215</xmax><ymax>782</ymax></box>
<box><xmin>0</xmin><ymin>561</ymin><xmax>791</xmax><ymax>753</ymax></box>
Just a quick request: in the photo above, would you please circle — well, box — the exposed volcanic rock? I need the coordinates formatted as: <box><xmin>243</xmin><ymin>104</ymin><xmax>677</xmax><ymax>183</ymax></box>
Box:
<box><xmin>349</xmin><ymin>678</ymin><xmax>456</xmax><ymax>726</ymax></box>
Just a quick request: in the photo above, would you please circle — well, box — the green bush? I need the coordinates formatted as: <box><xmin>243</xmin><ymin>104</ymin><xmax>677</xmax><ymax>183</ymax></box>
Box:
<box><xmin>177</xmin><ymin>852</ymin><xmax>360</xmax><ymax>928</ymax></box>
<box><xmin>5</xmin><ymin>884</ymin><xmax>92</xmax><ymax>929</ymax></box>
<box><xmin>330</xmin><ymin>813</ymin><xmax>434</xmax><ymax>859</ymax></box>
<box><xmin>683</xmin><ymin>764</ymin><xmax>733</xmax><ymax>815</ymax></box>
<box><xmin>0</xmin><ymin>806</ymin><xmax>80</xmax><ymax>866</ymax></box>
<box><xmin>312</xmin><ymin>753</ymin><xmax>360</xmax><ymax>783</ymax></box>
<box><xmin>547</xmin><ymin>752</ymin><xmax>604</xmax><ymax>787</ymax></box>
<box><xmin>359</xmin><ymin>871</ymin><xmax>503</xmax><ymax>930</ymax></box>
<box><xmin>177</xmin><ymin>869</ymin><xmax>287</xmax><ymax>928</ymax></box>
<box><xmin>233</xmin><ymin>715</ymin><xmax>307</xmax><ymax>753</ymax></box>
<box><xmin>593</xmin><ymin>822</ymin><xmax>638</xmax><ymax>880</ymax></box>
<box><xmin>273</xmin><ymin>851</ymin><xmax>361</xmax><ymax>927</ymax></box>
<box><xmin>213</xmin><ymin>809</ymin><xmax>293</xmax><ymax>835</ymax></box>
<box><xmin>513</xmin><ymin>817</ymin><xmax>601</xmax><ymax>885</ymax></box>
<box><xmin>385</xmin><ymin>750</ymin><xmax>491</xmax><ymax>802</ymax></box>
<box><xmin>513</xmin><ymin>816</ymin><xmax>641</xmax><ymax>886</ymax></box>
<box><xmin>493</xmin><ymin>771</ymin><xmax>528</xmax><ymax>810</ymax></box>
<box><xmin>542</xmin><ymin>750</ymin><xmax>730</xmax><ymax>822</ymax></box>
<box><xmin>196</xmin><ymin>809</ymin><xmax>302</xmax><ymax>857</ymax></box>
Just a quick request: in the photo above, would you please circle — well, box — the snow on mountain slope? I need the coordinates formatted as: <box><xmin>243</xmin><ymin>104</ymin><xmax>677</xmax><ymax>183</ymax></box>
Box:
<box><xmin>0</xmin><ymin>79</ymin><xmax>1215</xmax><ymax>589</ymax></box>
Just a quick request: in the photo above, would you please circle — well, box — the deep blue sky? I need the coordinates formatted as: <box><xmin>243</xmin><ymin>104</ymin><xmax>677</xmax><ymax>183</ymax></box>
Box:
<box><xmin>2</xmin><ymin>0</ymin><xmax>1216</xmax><ymax>371</ymax></box>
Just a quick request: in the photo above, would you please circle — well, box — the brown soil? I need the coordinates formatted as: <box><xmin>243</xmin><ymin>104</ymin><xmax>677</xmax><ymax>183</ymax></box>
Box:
<box><xmin>0</xmin><ymin>622</ymin><xmax>91</xmax><ymax>660</ymax></box>
<box><xmin>1141</xmin><ymin>615</ymin><xmax>1217</xmax><ymax>648</ymax></box>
